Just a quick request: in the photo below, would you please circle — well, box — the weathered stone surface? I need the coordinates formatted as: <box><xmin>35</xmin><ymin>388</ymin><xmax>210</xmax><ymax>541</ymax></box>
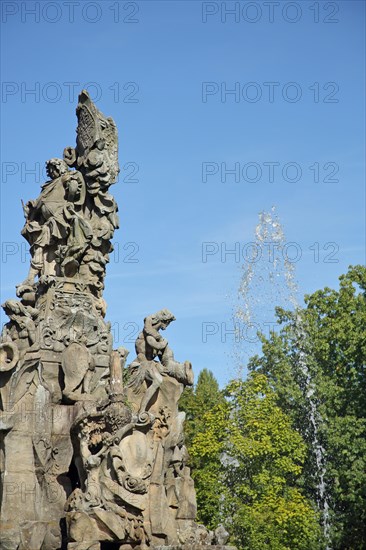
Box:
<box><xmin>0</xmin><ymin>92</ymin><xmax>231</xmax><ymax>550</ymax></box>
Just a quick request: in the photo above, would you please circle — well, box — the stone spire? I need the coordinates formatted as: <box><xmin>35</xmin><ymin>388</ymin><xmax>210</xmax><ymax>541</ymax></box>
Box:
<box><xmin>0</xmin><ymin>92</ymin><xmax>231</xmax><ymax>550</ymax></box>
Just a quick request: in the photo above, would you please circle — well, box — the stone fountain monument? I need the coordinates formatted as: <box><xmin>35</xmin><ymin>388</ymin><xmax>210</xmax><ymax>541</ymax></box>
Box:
<box><xmin>0</xmin><ymin>92</ymin><xmax>231</xmax><ymax>550</ymax></box>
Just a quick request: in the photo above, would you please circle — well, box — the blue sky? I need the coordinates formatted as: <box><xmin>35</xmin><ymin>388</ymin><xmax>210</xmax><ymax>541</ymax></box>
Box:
<box><xmin>1</xmin><ymin>0</ymin><xmax>365</xmax><ymax>387</ymax></box>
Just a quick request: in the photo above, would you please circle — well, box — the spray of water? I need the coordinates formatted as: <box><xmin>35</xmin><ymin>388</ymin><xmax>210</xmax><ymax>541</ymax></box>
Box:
<box><xmin>233</xmin><ymin>206</ymin><xmax>330</xmax><ymax>546</ymax></box>
<box><xmin>233</xmin><ymin>206</ymin><xmax>298</xmax><ymax>376</ymax></box>
<box><xmin>292</xmin><ymin>311</ymin><xmax>331</xmax><ymax>547</ymax></box>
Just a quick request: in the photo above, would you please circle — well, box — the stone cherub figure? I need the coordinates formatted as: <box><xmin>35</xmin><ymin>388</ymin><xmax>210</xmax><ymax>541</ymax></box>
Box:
<box><xmin>127</xmin><ymin>309</ymin><xmax>193</xmax><ymax>415</ymax></box>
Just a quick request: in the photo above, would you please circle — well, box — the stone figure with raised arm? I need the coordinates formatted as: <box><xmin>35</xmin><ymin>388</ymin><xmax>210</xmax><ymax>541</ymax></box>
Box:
<box><xmin>127</xmin><ymin>309</ymin><xmax>193</xmax><ymax>415</ymax></box>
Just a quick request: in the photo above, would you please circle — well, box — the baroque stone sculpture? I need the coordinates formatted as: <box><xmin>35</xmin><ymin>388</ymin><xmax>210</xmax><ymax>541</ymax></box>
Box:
<box><xmin>0</xmin><ymin>91</ymin><xmax>231</xmax><ymax>550</ymax></box>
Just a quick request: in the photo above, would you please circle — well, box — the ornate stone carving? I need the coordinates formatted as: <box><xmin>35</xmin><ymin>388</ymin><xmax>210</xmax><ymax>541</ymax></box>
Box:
<box><xmin>0</xmin><ymin>92</ymin><xmax>233</xmax><ymax>550</ymax></box>
<box><xmin>127</xmin><ymin>309</ymin><xmax>194</xmax><ymax>416</ymax></box>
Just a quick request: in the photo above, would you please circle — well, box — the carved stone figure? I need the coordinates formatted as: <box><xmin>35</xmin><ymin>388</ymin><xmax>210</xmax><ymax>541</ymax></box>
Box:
<box><xmin>127</xmin><ymin>309</ymin><xmax>193</xmax><ymax>416</ymax></box>
<box><xmin>0</xmin><ymin>91</ymin><xmax>234</xmax><ymax>550</ymax></box>
<box><xmin>61</xmin><ymin>340</ymin><xmax>96</xmax><ymax>403</ymax></box>
<box><xmin>18</xmin><ymin>159</ymin><xmax>88</xmax><ymax>288</ymax></box>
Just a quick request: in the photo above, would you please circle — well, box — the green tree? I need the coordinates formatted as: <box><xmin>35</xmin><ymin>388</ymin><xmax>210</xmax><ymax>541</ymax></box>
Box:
<box><xmin>190</xmin><ymin>373</ymin><xmax>320</xmax><ymax>549</ymax></box>
<box><xmin>179</xmin><ymin>368</ymin><xmax>226</xmax><ymax>527</ymax></box>
<box><xmin>249</xmin><ymin>265</ymin><xmax>366</xmax><ymax>548</ymax></box>
<box><xmin>180</xmin><ymin>368</ymin><xmax>224</xmax><ymax>448</ymax></box>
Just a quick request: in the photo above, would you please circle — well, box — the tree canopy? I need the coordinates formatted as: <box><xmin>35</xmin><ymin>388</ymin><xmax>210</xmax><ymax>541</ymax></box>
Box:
<box><xmin>183</xmin><ymin>266</ymin><xmax>366</xmax><ymax>549</ymax></box>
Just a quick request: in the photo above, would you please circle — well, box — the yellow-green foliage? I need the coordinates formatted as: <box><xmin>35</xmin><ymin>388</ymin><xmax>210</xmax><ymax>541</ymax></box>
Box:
<box><xmin>190</xmin><ymin>373</ymin><xmax>320</xmax><ymax>549</ymax></box>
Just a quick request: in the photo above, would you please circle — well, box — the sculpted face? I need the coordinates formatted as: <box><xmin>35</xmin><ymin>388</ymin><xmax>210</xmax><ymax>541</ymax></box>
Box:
<box><xmin>95</xmin><ymin>138</ymin><xmax>105</xmax><ymax>151</ymax></box>
<box><xmin>160</xmin><ymin>319</ymin><xmax>172</xmax><ymax>330</ymax></box>
<box><xmin>155</xmin><ymin>309</ymin><xmax>176</xmax><ymax>331</ymax></box>
<box><xmin>46</xmin><ymin>158</ymin><xmax>68</xmax><ymax>179</ymax></box>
